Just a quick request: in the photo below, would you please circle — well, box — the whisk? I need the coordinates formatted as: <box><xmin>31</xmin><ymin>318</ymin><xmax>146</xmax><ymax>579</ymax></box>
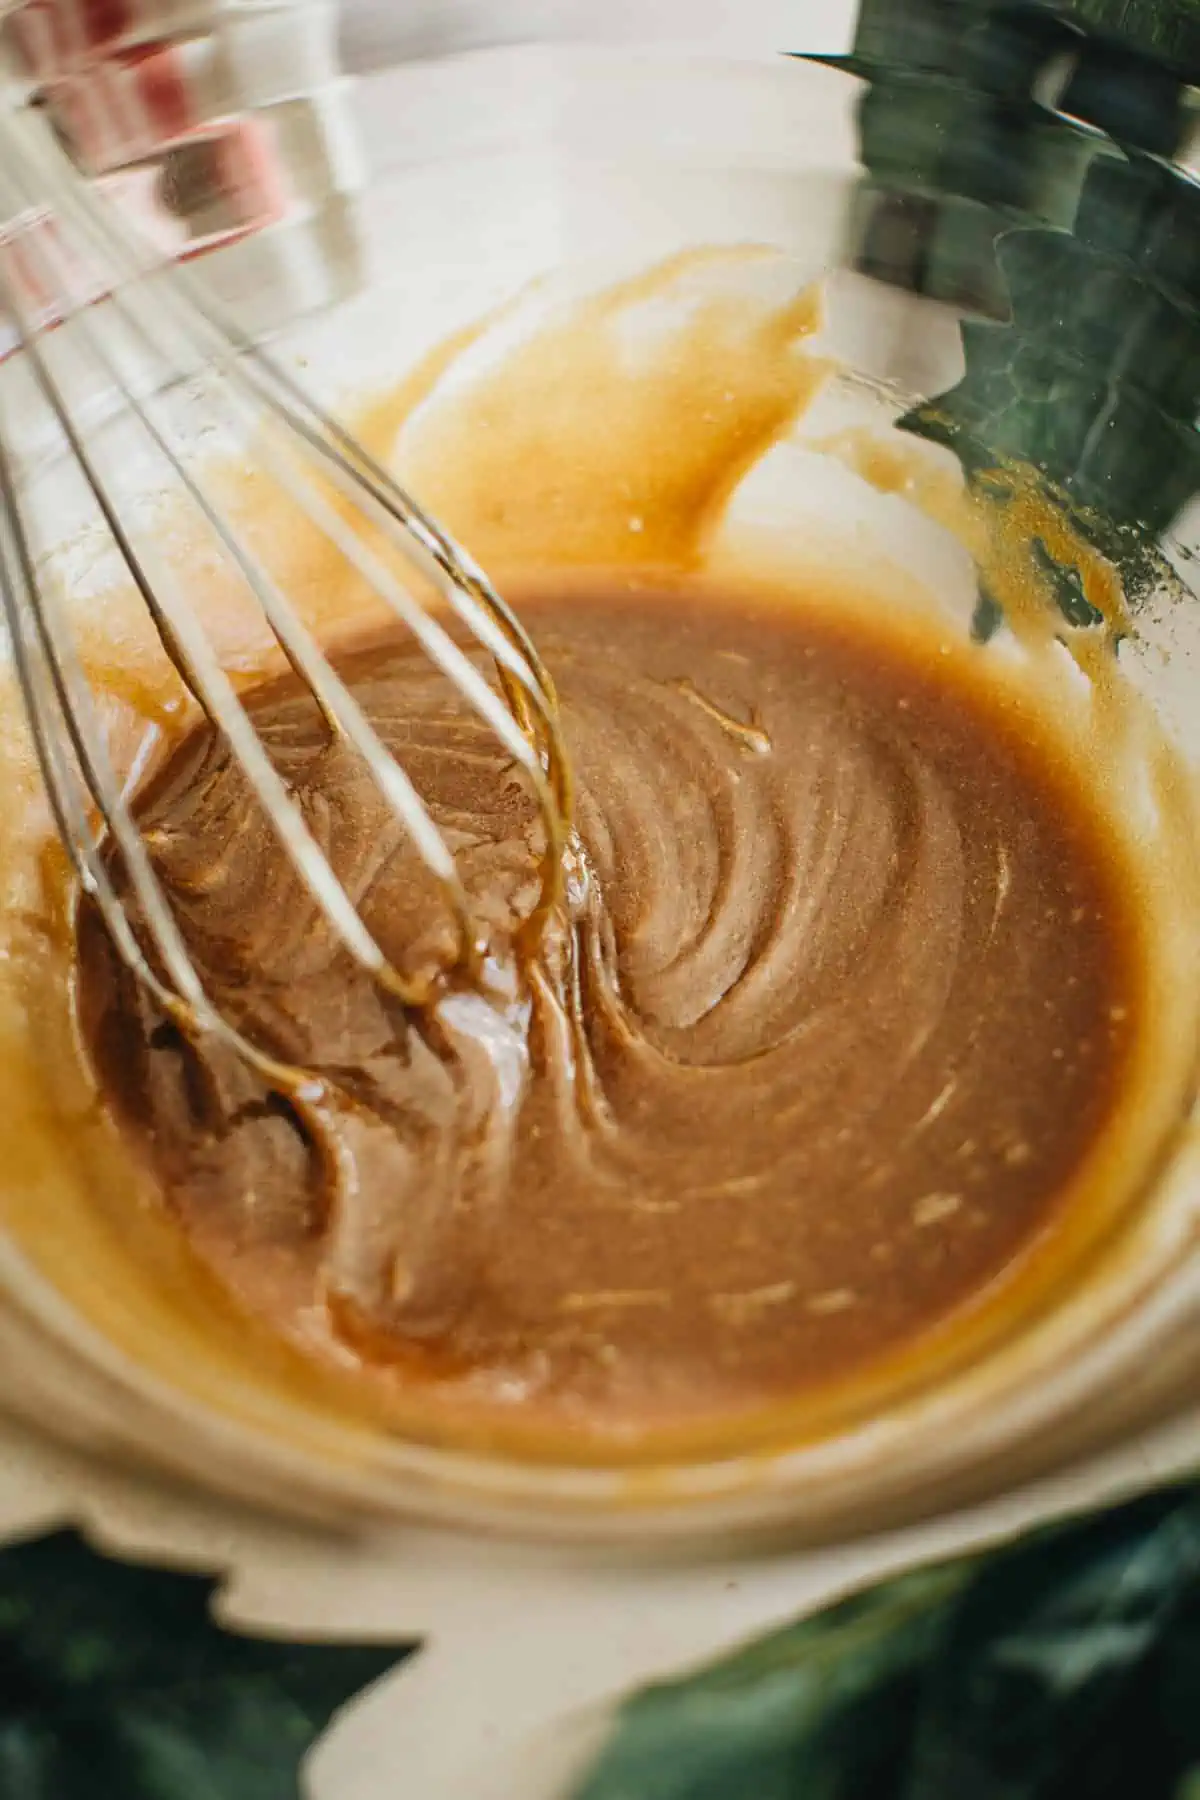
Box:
<box><xmin>0</xmin><ymin>103</ymin><xmax>572</xmax><ymax>1089</ymax></box>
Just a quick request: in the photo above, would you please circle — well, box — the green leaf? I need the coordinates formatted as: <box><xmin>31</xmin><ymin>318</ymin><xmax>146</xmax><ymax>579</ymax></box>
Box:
<box><xmin>1055</xmin><ymin>0</ymin><xmax>1200</xmax><ymax>72</ymax></box>
<box><xmin>800</xmin><ymin>5</ymin><xmax>1200</xmax><ymax>532</ymax></box>
<box><xmin>573</xmin><ymin>1485</ymin><xmax>1200</xmax><ymax>1800</ymax></box>
<box><xmin>0</xmin><ymin>1529</ymin><xmax>412</xmax><ymax>1798</ymax></box>
<box><xmin>572</xmin><ymin>1562</ymin><xmax>967</xmax><ymax>1800</ymax></box>
<box><xmin>822</xmin><ymin>0</ymin><xmax>1200</xmax><ymax>80</ymax></box>
<box><xmin>893</xmin><ymin>142</ymin><xmax>1200</xmax><ymax>537</ymax></box>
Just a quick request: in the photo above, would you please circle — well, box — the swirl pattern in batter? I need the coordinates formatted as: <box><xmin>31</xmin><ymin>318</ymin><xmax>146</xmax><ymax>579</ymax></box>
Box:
<box><xmin>77</xmin><ymin>576</ymin><xmax>1139</xmax><ymax>1447</ymax></box>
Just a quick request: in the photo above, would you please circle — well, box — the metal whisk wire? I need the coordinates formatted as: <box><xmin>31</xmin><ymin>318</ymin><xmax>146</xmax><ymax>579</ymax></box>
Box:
<box><xmin>0</xmin><ymin>105</ymin><xmax>572</xmax><ymax>1089</ymax></box>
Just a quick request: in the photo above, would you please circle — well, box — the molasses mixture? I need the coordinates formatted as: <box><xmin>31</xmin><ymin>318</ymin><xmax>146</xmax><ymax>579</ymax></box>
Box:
<box><xmin>77</xmin><ymin>574</ymin><xmax>1138</xmax><ymax>1445</ymax></box>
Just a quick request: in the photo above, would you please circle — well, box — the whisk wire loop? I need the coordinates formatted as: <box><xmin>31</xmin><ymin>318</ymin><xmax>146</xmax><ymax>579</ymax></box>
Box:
<box><xmin>0</xmin><ymin>105</ymin><xmax>573</xmax><ymax>1082</ymax></box>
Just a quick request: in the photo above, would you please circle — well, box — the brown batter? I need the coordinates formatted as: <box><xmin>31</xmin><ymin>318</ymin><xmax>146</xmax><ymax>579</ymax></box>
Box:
<box><xmin>76</xmin><ymin>573</ymin><xmax>1138</xmax><ymax>1446</ymax></box>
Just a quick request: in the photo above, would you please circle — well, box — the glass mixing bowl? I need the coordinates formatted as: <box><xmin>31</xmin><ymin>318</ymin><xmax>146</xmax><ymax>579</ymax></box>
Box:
<box><xmin>0</xmin><ymin>48</ymin><xmax>1195</xmax><ymax>1543</ymax></box>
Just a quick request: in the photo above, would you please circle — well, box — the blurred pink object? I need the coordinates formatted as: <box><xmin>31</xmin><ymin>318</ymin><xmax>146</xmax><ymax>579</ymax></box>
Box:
<box><xmin>0</xmin><ymin>0</ymin><xmax>361</xmax><ymax>355</ymax></box>
<box><xmin>8</xmin><ymin>0</ymin><xmax>214</xmax><ymax>73</ymax></box>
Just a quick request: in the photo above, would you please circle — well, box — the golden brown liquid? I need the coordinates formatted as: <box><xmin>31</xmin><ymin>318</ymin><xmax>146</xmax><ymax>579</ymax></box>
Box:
<box><xmin>0</xmin><ymin>249</ymin><xmax>1190</xmax><ymax>1497</ymax></box>
<box><xmin>76</xmin><ymin>573</ymin><xmax>1140</xmax><ymax>1449</ymax></box>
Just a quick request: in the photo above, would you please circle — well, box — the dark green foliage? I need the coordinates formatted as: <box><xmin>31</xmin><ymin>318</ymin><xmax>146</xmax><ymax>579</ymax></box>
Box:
<box><xmin>574</xmin><ymin>1484</ymin><xmax>1200</xmax><ymax>1800</ymax></box>
<box><xmin>898</xmin><ymin>152</ymin><xmax>1200</xmax><ymax>535</ymax></box>
<box><xmin>799</xmin><ymin>1</ymin><xmax>1200</xmax><ymax>534</ymax></box>
<box><xmin>0</xmin><ymin>1529</ymin><xmax>411</xmax><ymax>1799</ymax></box>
